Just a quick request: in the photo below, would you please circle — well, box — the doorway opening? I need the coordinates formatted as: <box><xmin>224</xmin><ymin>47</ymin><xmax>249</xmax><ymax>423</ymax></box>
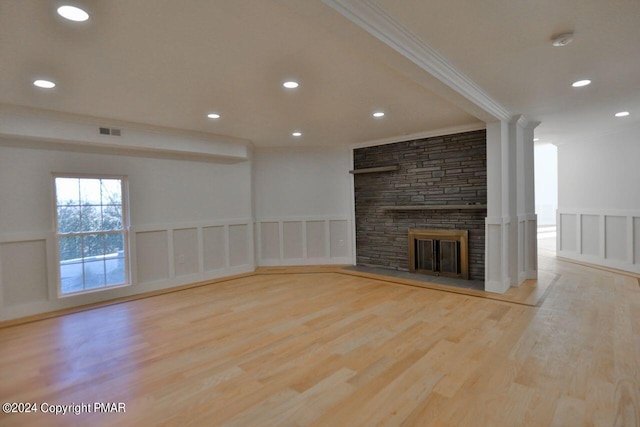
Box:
<box><xmin>534</xmin><ymin>142</ymin><xmax>558</xmax><ymax>255</ymax></box>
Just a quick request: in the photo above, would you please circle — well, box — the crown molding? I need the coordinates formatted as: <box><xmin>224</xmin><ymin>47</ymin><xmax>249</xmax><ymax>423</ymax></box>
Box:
<box><xmin>510</xmin><ymin>114</ymin><xmax>540</xmax><ymax>130</ymax></box>
<box><xmin>324</xmin><ymin>0</ymin><xmax>511</xmax><ymax>122</ymax></box>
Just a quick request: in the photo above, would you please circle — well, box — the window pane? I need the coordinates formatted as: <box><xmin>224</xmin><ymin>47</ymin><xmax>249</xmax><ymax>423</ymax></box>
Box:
<box><xmin>55</xmin><ymin>178</ymin><xmax>79</xmax><ymax>205</ymax></box>
<box><xmin>83</xmin><ymin>234</ymin><xmax>105</xmax><ymax>258</ymax></box>
<box><xmin>106</xmin><ymin>257</ymin><xmax>126</xmax><ymax>285</ymax></box>
<box><xmin>60</xmin><ymin>261</ymin><xmax>84</xmax><ymax>294</ymax></box>
<box><xmin>56</xmin><ymin>176</ymin><xmax>127</xmax><ymax>295</ymax></box>
<box><xmin>57</xmin><ymin>206</ymin><xmax>81</xmax><ymax>233</ymax></box>
<box><xmin>80</xmin><ymin>205</ymin><xmax>102</xmax><ymax>232</ymax></box>
<box><xmin>101</xmin><ymin>179</ymin><xmax>122</xmax><ymax>205</ymax></box>
<box><xmin>105</xmin><ymin>233</ymin><xmax>125</xmax><ymax>255</ymax></box>
<box><xmin>79</xmin><ymin>179</ymin><xmax>101</xmax><ymax>205</ymax></box>
<box><xmin>102</xmin><ymin>204</ymin><xmax>123</xmax><ymax>231</ymax></box>
<box><xmin>59</xmin><ymin>236</ymin><xmax>82</xmax><ymax>261</ymax></box>
<box><xmin>84</xmin><ymin>261</ymin><xmax>106</xmax><ymax>289</ymax></box>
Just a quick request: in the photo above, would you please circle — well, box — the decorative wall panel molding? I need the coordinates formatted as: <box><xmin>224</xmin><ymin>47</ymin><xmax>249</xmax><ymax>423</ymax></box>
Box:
<box><xmin>0</xmin><ymin>219</ymin><xmax>254</xmax><ymax>321</ymax></box>
<box><xmin>257</xmin><ymin>217</ymin><xmax>352</xmax><ymax>266</ymax></box>
<box><xmin>485</xmin><ymin>216</ymin><xmax>511</xmax><ymax>293</ymax></box>
<box><xmin>132</xmin><ymin>219</ymin><xmax>254</xmax><ymax>285</ymax></box>
<box><xmin>557</xmin><ymin>209</ymin><xmax>639</xmax><ymax>274</ymax></box>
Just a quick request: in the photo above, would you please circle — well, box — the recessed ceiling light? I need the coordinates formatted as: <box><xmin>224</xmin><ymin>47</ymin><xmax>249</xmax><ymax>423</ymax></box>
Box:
<box><xmin>207</xmin><ymin>113</ymin><xmax>220</xmax><ymax>119</ymax></box>
<box><xmin>57</xmin><ymin>5</ymin><xmax>89</xmax><ymax>22</ymax></box>
<box><xmin>615</xmin><ymin>111</ymin><xmax>630</xmax><ymax>117</ymax></box>
<box><xmin>373</xmin><ymin>111</ymin><xmax>385</xmax><ymax>118</ymax></box>
<box><xmin>533</xmin><ymin>138</ymin><xmax>540</xmax><ymax>142</ymax></box>
<box><xmin>572</xmin><ymin>79</ymin><xmax>591</xmax><ymax>88</ymax></box>
<box><xmin>33</xmin><ymin>79</ymin><xmax>56</xmax><ymax>89</ymax></box>
<box><xmin>283</xmin><ymin>81</ymin><xmax>299</xmax><ymax>89</ymax></box>
<box><xmin>292</xmin><ymin>132</ymin><xmax>302</xmax><ymax>137</ymax></box>
<box><xmin>551</xmin><ymin>32</ymin><xmax>574</xmax><ymax>47</ymax></box>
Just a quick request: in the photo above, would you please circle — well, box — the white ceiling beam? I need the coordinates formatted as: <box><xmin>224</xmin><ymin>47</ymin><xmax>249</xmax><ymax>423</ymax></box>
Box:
<box><xmin>324</xmin><ymin>0</ymin><xmax>512</xmax><ymax>123</ymax></box>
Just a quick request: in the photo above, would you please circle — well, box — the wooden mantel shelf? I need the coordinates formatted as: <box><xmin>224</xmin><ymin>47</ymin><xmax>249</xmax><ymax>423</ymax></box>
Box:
<box><xmin>349</xmin><ymin>165</ymin><xmax>399</xmax><ymax>174</ymax></box>
<box><xmin>382</xmin><ymin>204</ymin><xmax>487</xmax><ymax>211</ymax></box>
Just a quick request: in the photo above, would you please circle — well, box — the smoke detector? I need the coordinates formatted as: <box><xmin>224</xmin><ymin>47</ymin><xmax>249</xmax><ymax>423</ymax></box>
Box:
<box><xmin>551</xmin><ymin>32</ymin><xmax>574</xmax><ymax>47</ymax></box>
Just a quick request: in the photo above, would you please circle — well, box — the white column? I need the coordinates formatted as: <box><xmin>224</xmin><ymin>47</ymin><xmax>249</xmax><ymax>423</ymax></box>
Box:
<box><xmin>506</xmin><ymin>118</ymin><xmax>519</xmax><ymax>287</ymax></box>
<box><xmin>511</xmin><ymin>116</ymin><xmax>540</xmax><ymax>284</ymax></box>
<box><xmin>521</xmin><ymin>119</ymin><xmax>540</xmax><ymax>280</ymax></box>
<box><xmin>485</xmin><ymin>121</ymin><xmax>512</xmax><ymax>293</ymax></box>
<box><xmin>486</xmin><ymin>117</ymin><xmax>540</xmax><ymax>293</ymax></box>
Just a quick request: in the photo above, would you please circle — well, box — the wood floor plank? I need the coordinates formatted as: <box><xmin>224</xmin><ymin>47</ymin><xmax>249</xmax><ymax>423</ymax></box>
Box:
<box><xmin>1</xmin><ymin>254</ymin><xmax>639</xmax><ymax>426</ymax></box>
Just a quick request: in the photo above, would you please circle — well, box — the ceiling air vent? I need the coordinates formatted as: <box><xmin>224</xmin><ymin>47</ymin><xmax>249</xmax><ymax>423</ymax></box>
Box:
<box><xmin>99</xmin><ymin>127</ymin><xmax>122</xmax><ymax>136</ymax></box>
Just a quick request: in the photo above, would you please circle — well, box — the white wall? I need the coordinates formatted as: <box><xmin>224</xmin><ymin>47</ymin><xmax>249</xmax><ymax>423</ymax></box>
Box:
<box><xmin>558</xmin><ymin>129</ymin><xmax>640</xmax><ymax>211</ymax></box>
<box><xmin>0</xmin><ymin>142</ymin><xmax>254</xmax><ymax>321</ymax></box>
<box><xmin>556</xmin><ymin>127</ymin><xmax>640</xmax><ymax>273</ymax></box>
<box><xmin>253</xmin><ymin>147</ymin><xmax>353</xmax><ymax>266</ymax></box>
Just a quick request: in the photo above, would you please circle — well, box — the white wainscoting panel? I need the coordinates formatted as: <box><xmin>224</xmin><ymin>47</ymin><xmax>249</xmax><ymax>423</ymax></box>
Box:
<box><xmin>0</xmin><ymin>238</ymin><xmax>49</xmax><ymax>306</ymax></box>
<box><xmin>581</xmin><ymin>214</ymin><xmax>600</xmax><ymax>257</ymax></box>
<box><xmin>518</xmin><ymin>219</ymin><xmax>525</xmax><ymax>282</ymax></box>
<box><xmin>135</xmin><ymin>230</ymin><xmax>170</xmax><ymax>283</ymax></box>
<box><xmin>260</xmin><ymin>222</ymin><xmax>280</xmax><ymax>260</ymax></box>
<box><xmin>485</xmin><ymin>217</ymin><xmax>511</xmax><ymax>294</ymax></box>
<box><xmin>526</xmin><ymin>216</ymin><xmax>538</xmax><ymax>278</ymax></box>
<box><xmin>560</xmin><ymin>213</ymin><xmax>577</xmax><ymax>252</ymax></box>
<box><xmin>306</xmin><ymin>221</ymin><xmax>326</xmax><ymax>258</ymax></box>
<box><xmin>558</xmin><ymin>209</ymin><xmax>640</xmax><ymax>274</ymax></box>
<box><xmin>329</xmin><ymin>220</ymin><xmax>349</xmax><ymax>259</ymax></box>
<box><xmin>173</xmin><ymin>228</ymin><xmax>199</xmax><ymax>277</ymax></box>
<box><xmin>203</xmin><ymin>226</ymin><xmax>226</xmax><ymax>271</ymax></box>
<box><xmin>605</xmin><ymin>216</ymin><xmax>627</xmax><ymax>262</ymax></box>
<box><xmin>517</xmin><ymin>214</ymin><xmax>537</xmax><ymax>283</ymax></box>
<box><xmin>0</xmin><ymin>220</ymin><xmax>254</xmax><ymax>321</ymax></box>
<box><xmin>134</xmin><ymin>220</ymin><xmax>253</xmax><ymax>284</ymax></box>
<box><xmin>283</xmin><ymin>221</ymin><xmax>303</xmax><ymax>260</ymax></box>
<box><xmin>257</xmin><ymin>217</ymin><xmax>352</xmax><ymax>266</ymax></box>
<box><xmin>635</xmin><ymin>217</ymin><xmax>640</xmax><ymax>265</ymax></box>
<box><xmin>228</xmin><ymin>223</ymin><xmax>251</xmax><ymax>267</ymax></box>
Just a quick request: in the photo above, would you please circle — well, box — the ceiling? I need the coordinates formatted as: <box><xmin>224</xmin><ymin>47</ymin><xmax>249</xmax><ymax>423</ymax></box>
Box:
<box><xmin>1</xmin><ymin>0</ymin><xmax>638</xmax><ymax>148</ymax></box>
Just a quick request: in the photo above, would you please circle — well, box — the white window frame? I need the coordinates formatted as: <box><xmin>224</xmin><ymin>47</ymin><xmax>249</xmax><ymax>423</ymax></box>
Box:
<box><xmin>53</xmin><ymin>173</ymin><xmax>131</xmax><ymax>297</ymax></box>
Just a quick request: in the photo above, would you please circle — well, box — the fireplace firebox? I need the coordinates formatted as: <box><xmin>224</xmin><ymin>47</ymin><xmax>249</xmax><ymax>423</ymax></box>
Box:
<box><xmin>408</xmin><ymin>229</ymin><xmax>469</xmax><ymax>279</ymax></box>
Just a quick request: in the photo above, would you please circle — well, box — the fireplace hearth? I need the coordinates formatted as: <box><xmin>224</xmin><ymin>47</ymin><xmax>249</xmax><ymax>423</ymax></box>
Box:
<box><xmin>408</xmin><ymin>229</ymin><xmax>469</xmax><ymax>279</ymax></box>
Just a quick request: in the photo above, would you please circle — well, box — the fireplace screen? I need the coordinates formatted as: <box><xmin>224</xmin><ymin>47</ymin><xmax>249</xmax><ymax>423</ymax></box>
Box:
<box><xmin>409</xmin><ymin>229</ymin><xmax>469</xmax><ymax>279</ymax></box>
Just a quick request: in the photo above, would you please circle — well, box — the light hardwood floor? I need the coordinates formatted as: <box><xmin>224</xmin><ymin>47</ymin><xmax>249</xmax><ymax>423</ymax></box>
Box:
<box><xmin>1</xmin><ymin>253</ymin><xmax>639</xmax><ymax>426</ymax></box>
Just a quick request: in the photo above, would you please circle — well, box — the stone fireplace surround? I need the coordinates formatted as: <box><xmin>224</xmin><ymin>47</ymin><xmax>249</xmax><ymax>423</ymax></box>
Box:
<box><xmin>353</xmin><ymin>130</ymin><xmax>487</xmax><ymax>281</ymax></box>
